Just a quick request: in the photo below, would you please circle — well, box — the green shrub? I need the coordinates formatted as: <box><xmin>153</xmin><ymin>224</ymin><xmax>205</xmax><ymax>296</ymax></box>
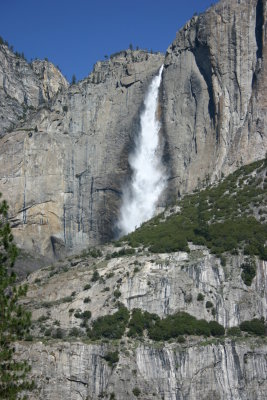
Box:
<box><xmin>91</xmin><ymin>270</ymin><xmax>100</xmax><ymax>282</ymax></box>
<box><xmin>111</xmin><ymin>248</ymin><xmax>135</xmax><ymax>258</ymax></box>
<box><xmin>82</xmin><ymin>311</ymin><xmax>92</xmax><ymax>319</ymax></box>
<box><xmin>103</xmin><ymin>351</ymin><xmax>119</xmax><ymax>367</ymax></box>
<box><xmin>127</xmin><ymin>308</ymin><xmax>159</xmax><ymax>337</ymax></box>
<box><xmin>74</xmin><ymin>310</ymin><xmax>91</xmax><ymax>320</ymax></box>
<box><xmin>88</xmin><ymin>248</ymin><xmax>102</xmax><ymax>258</ymax></box>
<box><xmin>87</xmin><ymin>306</ymin><xmax>129</xmax><ymax>340</ymax></box>
<box><xmin>69</xmin><ymin>327</ymin><xmax>83</xmax><ymax>337</ymax></box>
<box><xmin>239</xmin><ymin>318</ymin><xmax>265</xmax><ymax>336</ymax></box>
<box><xmin>209</xmin><ymin>321</ymin><xmax>225</xmax><ymax>336</ymax></box>
<box><xmin>197</xmin><ymin>293</ymin><xmax>205</xmax><ymax>301</ymax></box>
<box><xmin>241</xmin><ymin>260</ymin><xmax>256</xmax><ymax>286</ymax></box>
<box><xmin>206</xmin><ymin>301</ymin><xmax>213</xmax><ymax>309</ymax></box>
<box><xmin>114</xmin><ymin>289</ymin><xmax>121</xmax><ymax>298</ymax></box>
<box><xmin>132</xmin><ymin>387</ymin><xmax>141</xmax><ymax>397</ymax></box>
<box><xmin>227</xmin><ymin>327</ymin><xmax>242</xmax><ymax>337</ymax></box>
<box><xmin>84</xmin><ymin>297</ymin><xmax>91</xmax><ymax>303</ymax></box>
<box><xmin>83</xmin><ymin>284</ymin><xmax>91</xmax><ymax>290</ymax></box>
<box><xmin>148</xmin><ymin>312</ymin><xmax>224</xmax><ymax>341</ymax></box>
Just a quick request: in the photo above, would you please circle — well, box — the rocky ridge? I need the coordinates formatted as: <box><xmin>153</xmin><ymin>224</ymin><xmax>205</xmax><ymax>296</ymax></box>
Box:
<box><xmin>0</xmin><ymin>45</ymin><xmax>68</xmax><ymax>134</ymax></box>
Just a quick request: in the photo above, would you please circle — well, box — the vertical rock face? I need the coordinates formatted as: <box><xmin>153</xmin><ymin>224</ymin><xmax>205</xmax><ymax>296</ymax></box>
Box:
<box><xmin>0</xmin><ymin>50</ymin><xmax>164</xmax><ymax>257</ymax></box>
<box><xmin>15</xmin><ymin>340</ymin><xmax>267</xmax><ymax>400</ymax></box>
<box><xmin>162</xmin><ymin>0</ymin><xmax>267</xmax><ymax>197</ymax></box>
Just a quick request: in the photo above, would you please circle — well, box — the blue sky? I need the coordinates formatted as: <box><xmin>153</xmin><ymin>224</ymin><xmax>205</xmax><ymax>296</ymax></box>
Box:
<box><xmin>1</xmin><ymin>0</ymin><xmax>217</xmax><ymax>82</ymax></box>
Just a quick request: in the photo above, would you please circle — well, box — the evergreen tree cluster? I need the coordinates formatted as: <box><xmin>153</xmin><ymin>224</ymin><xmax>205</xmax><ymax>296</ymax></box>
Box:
<box><xmin>0</xmin><ymin>36</ymin><xmax>26</xmax><ymax>60</ymax></box>
<box><xmin>0</xmin><ymin>194</ymin><xmax>33</xmax><ymax>399</ymax></box>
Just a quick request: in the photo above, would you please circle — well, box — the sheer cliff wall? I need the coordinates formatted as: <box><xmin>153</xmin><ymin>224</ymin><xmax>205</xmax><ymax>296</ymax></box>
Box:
<box><xmin>0</xmin><ymin>50</ymin><xmax>164</xmax><ymax>257</ymax></box>
<box><xmin>162</xmin><ymin>0</ymin><xmax>267</xmax><ymax>197</ymax></box>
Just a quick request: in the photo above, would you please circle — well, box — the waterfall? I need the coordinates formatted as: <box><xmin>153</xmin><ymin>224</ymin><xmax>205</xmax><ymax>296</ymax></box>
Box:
<box><xmin>117</xmin><ymin>65</ymin><xmax>166</xmax><ymax>236</ymax></box>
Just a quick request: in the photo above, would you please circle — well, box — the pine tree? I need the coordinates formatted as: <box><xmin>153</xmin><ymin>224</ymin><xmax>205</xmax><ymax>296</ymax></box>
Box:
<box><xmin>0</xmin><ymin>193</ymin><xmax>34</xmax><ymax>399</ymax></box>
<box><xmin>71</xmin><ymin>74</ymin><xmax>76</xmax><ymax>84</ymax></box>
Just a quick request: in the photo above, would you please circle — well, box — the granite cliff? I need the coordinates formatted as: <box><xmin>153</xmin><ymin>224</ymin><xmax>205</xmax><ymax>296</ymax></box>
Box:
<box><xmin>162</xmin><ymin>0</ymin><xmax>267</xmax><ymax>196</ymax></box>
<box><xmin>0</xmin><ymin>48</ymin><xmax>164</xmax><ymax>259</ymax></box>
<box><xmin>0</xmin><ymin>45</ymin><xmax>68</xmax><ymax>134</ymax></box>
<box><xmin>0</xmin><ymin>0</ymin><xmax>266</xmax><ymax>258</ymax></box>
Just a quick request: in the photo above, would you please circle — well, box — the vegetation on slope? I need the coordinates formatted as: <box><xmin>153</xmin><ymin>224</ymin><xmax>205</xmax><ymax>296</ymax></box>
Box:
<box><xmin>86</xmin><ymin>307</ymin><xmax>265</xmax><ymax>341</ymax></box>
<box><xmin>0</xmin><ymin>194</ymin><xmax>34</xmax><ymax>399</ymax></box>
<box><xmin>123</xmin><ymin>158</ymin><xmax>267</xmax><ymax>260</ymax></box>
<box><xmin>86</xmin><ymin>306</ymin><xmax>226</xmax><ymax>341</ymax></box>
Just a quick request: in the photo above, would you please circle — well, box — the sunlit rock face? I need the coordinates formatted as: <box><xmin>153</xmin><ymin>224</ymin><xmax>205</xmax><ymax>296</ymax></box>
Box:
<box><xmin>162</xmin><ymin>0</ymin><xmax>267</xmax><ymax>198</ymax></box>
<box><xmin>0</xmin><ymin>49</ymin><xmax>164</xmax><ymax>258</ymax></box>
<box><xmin>0</xmin><ymin>45</ymin><xmax>68</xmax><ymax>135</ymax></box>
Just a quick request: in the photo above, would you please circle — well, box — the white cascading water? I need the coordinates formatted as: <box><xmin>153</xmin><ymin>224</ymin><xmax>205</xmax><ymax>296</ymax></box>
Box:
<box><xmin>117</xmin><ymin>65</ymin><xmax>166</xmax><ymax>235</ymax></box>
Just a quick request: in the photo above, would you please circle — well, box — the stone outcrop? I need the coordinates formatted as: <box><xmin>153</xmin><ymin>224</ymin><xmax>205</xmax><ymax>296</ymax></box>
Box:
<box><xmin>0</xmin><ymin>45</ymin><xmax>68</xmax><ymax>134</ymax></box>
<box><xmin>17</xmin><ymin>245</ymin><xmax>267</xmax><ymax>399</ymax></box>
<box><xmin>162</xmin><ymin>0</ymin><xmax>267</xmax><ymax>197</ymax></box>
<box><xmin>0</xmin><ymin>50</ymin><xmax>164</xmax><ymax>258</ymax></box>
<box><xmin>23</xmin><ymin>246</ymin><xmax>266</xmax><ymax>333</ymax></box>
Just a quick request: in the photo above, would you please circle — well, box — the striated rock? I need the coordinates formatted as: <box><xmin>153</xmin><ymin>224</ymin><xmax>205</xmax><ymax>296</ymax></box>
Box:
<box><xmin>23</xmin><ymin>247</ymin><xmax>266</xmax><ymax>333</ymax></box>
<box><xmin>16</xmin><ymin>335</ymin><xmax>267</xmax><ymax>399</ymax></box>
<box><xmin>162</xmin><ymin>0</ymin><xmax>267</xmax><ymax>198</ymax></box>
<box><xmin>0</xmin><ymin>50</ymin><xmax>164</xmax><ymax>258</ymax></box>
<box><xmin>15</xmin><ymin>244</ymin><xmax>267</xmax><ymax>399</ymax></box>
<box><xmin>0</xmin><ymin>45</ymin><xmax>68</xmax><ymax>134</ymax></box>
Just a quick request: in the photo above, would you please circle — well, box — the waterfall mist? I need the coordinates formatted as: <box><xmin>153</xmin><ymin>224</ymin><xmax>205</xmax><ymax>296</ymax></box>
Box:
<box><xmin>117</xmin><ymin>66</ymin><xmax>166</xmax><ymax>236</ymax></box>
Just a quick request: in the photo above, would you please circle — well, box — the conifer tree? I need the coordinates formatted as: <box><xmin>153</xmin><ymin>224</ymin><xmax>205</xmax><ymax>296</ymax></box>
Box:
<box><xmin>0</xmin><ymin>193</ymin><xmax>34</xmax><ymax>399</ymax></box>
<box><xmin>71</xmin><ymin>74</ymin><xmax>76</xmax><ymax>84</ymax></box>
